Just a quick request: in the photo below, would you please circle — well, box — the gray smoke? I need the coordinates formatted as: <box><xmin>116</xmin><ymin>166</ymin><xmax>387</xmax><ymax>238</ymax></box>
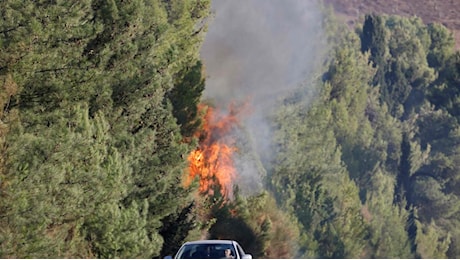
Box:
<box><xmin>200</xmin><ymin>0</ymin><xmax>327</xmax><ymax>194</ymax></box>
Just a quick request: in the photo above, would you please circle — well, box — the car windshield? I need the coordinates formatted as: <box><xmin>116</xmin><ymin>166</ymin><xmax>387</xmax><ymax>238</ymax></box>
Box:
<box><xmin>176</xmin><ymin>243</ymin><xmax>236</xmax><ymax>259</ymax></box>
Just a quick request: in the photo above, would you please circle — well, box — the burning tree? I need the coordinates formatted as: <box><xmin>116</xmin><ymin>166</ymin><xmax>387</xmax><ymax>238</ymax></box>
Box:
<box><xmin>185</xmin><ymin>103</ymin><xmax>244</xmax><ymax>198</ymax></box>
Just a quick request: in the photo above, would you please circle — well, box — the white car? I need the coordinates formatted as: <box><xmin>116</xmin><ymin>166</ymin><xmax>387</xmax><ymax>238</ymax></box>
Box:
<box><xmin>166</xmin><ymin>240</ymin><xmax>252</xmax><ymax>259</ymax></box>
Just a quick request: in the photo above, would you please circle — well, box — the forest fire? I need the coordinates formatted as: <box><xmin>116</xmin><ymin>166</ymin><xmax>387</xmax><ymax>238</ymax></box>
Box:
<box><xmin>184</xmin><ymin>103</ymin><xmax>243</xmax><ymax>197</ymax></box>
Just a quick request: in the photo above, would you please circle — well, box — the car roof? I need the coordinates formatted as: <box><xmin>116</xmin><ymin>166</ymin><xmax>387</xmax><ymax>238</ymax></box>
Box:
<box><xmin>183</xmin><ymin>240</ymin><xmax>235</xmax><ymax>245</ymax></box>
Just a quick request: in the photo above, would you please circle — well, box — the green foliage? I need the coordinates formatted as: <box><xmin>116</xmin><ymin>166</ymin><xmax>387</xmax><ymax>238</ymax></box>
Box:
<box><xmin>426</xmin><ymin>23</ymin><xmax>455</xmax><ymax>69</ymax></box>
<box><xmin>323</xmin><ymin>31</ymin><xmax>376</xmax><ymax>181</ymax></box>
<box><xmin>325</xmin><ymin>173</ymin><xmax>368</xmax><ymax>258</ymax></box>
<box><xmin>360</xmin><ymin>14</ymin><xmax>388</xmax><ymax>69</ymax></box>
<box><xmin>240</xmin><ymin>191</ymin><xmax>302</xmax><ymax>259</ymax></box>
<box><xmin>267</xmin><ymin>10</ymin><xmax>460</xmax><ymax>259</ymax></box>
<box><xmin>364</xmin><ymin>170</ymin><xmax>413</xmax><ymax>258</ymax></box>
<box><xmin>84</xmin><ymin>200</ymin><xmax>157</xmax><ymax>258</ymax></box>
<box><xmin>3</xmin><ymin>1</ymin><xmax>460</xmax><ymax>258</ymax></box>
<box><xmin>361</xmin><ymin>15</ymin><xmax>436</xmax><ymax>118</ymax></box>
<box><xmin>159</xmin><ymin>202</ymin><xmax>199</xmax><ymax>257</ymax></box>
<box><xmin>1</xmin><ymin>105</ymin><xmax>127</xmax><ymax>258</ymax></box>
<box><xmin>358</xmin><ymin>14</ymin><xmax>460</xmax><ymax>258</ymax></box>
<box><xmin>271</xmin><ymin>100</ymin><xmax>337</xmax><ymax>228</ymax></box>
<box><xmin>414</xmin><ymin>211</ymin><xmax>451</xmax><ymax>258</ymax></box>
<box><xmin>404</xmin><ymin>105</ymin><xmax>460</xmax><ymax>235</ymax></box>
<box><xmin>428</xmin><ymin>51</ymin><xmax>460</xmax><ymax>119</ymax></box>
<box><xmin>270</xmin><ymin>87</ymin><xmax>368</xmax><ymax>257</ymax></box>
<box><xmin>168</xmin><ymin>61</ymin><xmax>205</xmax><ymax>138</ymax></box>
<box><xmin>0</xmin><ymin>0</ymin><xmax>210</xmax><ymax>258</ymax></box>
<box><xmin>355</xmin><ymin>13</ymin><xmax>460</xmax><ymax>257</ymax></box>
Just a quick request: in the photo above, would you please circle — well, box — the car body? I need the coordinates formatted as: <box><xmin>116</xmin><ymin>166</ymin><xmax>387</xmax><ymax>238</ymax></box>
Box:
<box><xmin>166</xmin><ymin>239</ymin><xmax>252</xmax><ymax>259</ymax></box>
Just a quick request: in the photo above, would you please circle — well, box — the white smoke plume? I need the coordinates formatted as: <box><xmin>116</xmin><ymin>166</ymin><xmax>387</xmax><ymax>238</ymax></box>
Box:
<box><xmin>200</xmin><ymin>0</ymin><xmax>327</xmax><ymax>194</ymax></box>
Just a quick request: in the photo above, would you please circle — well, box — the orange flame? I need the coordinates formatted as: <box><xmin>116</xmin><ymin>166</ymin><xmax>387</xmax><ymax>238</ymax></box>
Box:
<box><xmin>185</xmin><ymin>103</ymin><xmax>243</xmax><ymax>197</ymax></box>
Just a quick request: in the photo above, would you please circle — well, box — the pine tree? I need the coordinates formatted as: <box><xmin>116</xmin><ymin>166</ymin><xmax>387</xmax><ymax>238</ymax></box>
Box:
<box><xmin>364</xmin><ymin>170</ymin><xmax>413</xmax><ymax>258</ymax></box>
<box><xmin>168</xmin><ymin>61</ymin><xmax>206</xmax><ymax>138</ymax></box>
<box><xmin>426</xmin><ymin>22</ymin><xmax>455</xmax><ymax>70</ymax></box>
<box><xmin>1</xmin><ymin>105</ymin><xmax>129</xmax><ymax>258</ymax></box>
<box><xmin>0</xmin><ymin>0</ymin><xmax>211</xmax><ymax>257</ymax></box>
<box><xmin>360</xmin><ymin>14</ymin><xmax>389</xmax><ymax>91</ymax></box>
<box><xmin>414</xmin><ymin>211</ymin><xmax>450</xmax><ymax>258</ymax></box>
<box><xmin>361</xmin><ymin>14</ymin><xmax>388</xmax><ymax>70</ymax></box>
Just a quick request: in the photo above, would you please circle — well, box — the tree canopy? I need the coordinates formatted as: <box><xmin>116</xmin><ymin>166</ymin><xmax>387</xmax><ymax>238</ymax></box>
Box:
<box><xmin>1</xmin><ymin>0</ymin><xmax>460</xmax><ymax>258</ymax></box>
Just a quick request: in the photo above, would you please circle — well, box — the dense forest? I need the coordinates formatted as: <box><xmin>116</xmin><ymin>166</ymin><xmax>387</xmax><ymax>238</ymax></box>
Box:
<box><xmin>1</xmin><ymin>0</ymin><xmax>460</xmax><ymax>258</ymax></box>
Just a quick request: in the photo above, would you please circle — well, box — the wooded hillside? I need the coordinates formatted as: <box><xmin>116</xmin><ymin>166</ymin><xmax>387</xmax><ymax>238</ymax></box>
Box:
<box><xmin>324</xmin><ymin>0</ymin><xmax>460</xmax><ymax>49</ymax></box>
<box><xmin>1</xmin><ymin>0</ymin><xmax>460</xmax><ymax>258</ymax></box>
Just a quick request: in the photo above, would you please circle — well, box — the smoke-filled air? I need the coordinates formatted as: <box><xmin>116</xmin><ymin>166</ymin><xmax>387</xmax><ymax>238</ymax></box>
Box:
<box><xmin>199</xmin><ymin>0</ymin><xmax>327</xmax><ymax>194</ymax></box>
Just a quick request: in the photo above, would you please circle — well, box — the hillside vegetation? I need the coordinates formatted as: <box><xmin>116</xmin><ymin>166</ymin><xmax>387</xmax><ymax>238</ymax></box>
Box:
<box><xmin>1</xmin><ymin>0</ymin><xmax>460</xmax><ymax>258</ymax></box>
<box><xmin>0</xmin><ymin>0</ymin><xmax>210</xmax><ymax>258</ymax></box>
<box><xmin>324</xmin><ymin>0</ymin><xmax>460</xmax><ymax>48</ymax></box>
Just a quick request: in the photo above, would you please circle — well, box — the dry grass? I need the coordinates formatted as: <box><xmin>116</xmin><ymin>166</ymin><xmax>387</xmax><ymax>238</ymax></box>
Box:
<box><xmin>324</xmin><ymin>0</ymin><xmax>460</xmax><ymax>49</ymax></box>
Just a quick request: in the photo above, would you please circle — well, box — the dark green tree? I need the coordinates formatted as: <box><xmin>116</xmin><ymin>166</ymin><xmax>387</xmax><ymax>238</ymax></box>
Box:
<box><xmin>361</xmin><ymin>14</ymin><xmax>388</xmax><ymax>70</ymax></box>
<box><xmin>168</xmin><ymin>61</ymin><xmax>206</xmax><ymax>138</ymax></box>
<box><xmin>426</xmin><ymin>23</ymin><xmax>455</xmax><ymax>70</ymax></box>
<box><xmin>1</xmin><ymin>105</ymin><xmax>131</xmax><ymax>258</ymax></box>
<box><xmin>360</xmin><ymin>15</ymin><xmax>436</xmax><ymax>119</ymax></box>
<box><xmin>428</xmin><ymin>52</ymin><xmax>460</xmax><ymax>119</ymax></box>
